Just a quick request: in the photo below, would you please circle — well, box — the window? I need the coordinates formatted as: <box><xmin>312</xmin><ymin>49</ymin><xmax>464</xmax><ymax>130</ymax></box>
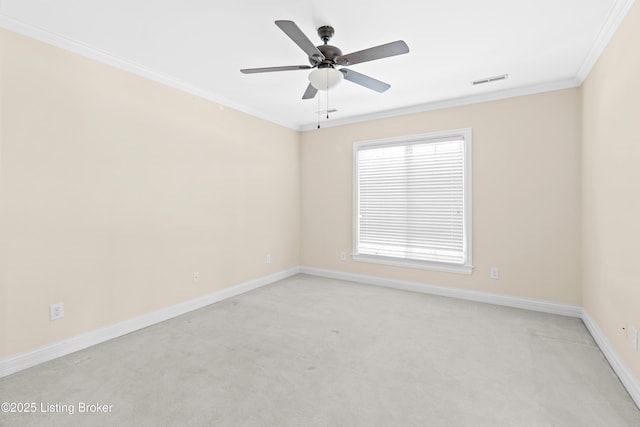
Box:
<box><xmin>353</xmin><ymin>129</ymin><xmax>472</xmax><ymax>274</ymax></box>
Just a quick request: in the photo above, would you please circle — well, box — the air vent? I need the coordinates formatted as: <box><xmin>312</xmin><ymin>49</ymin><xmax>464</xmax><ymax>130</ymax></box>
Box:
<box><xmin>472</xmin><ymin>74</ymin><xmax>509</xmax><ymax>85</ymax></box>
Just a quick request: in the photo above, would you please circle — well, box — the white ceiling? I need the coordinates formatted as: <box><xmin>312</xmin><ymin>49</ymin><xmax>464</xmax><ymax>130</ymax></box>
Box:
<box><xmin>0</xmin><ymin>0</ymin><xmax>634</xmax><ymax>130</ymax></box>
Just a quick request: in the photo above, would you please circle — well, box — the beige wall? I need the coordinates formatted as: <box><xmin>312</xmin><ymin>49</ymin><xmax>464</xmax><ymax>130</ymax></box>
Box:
<box><xmin>1</xmin><ymin>3</ymin><xmax>639</xmax><ymax>385</ymax></box>
<box><xmin>300</xmin><ymin>89</ymin><xmax>582</xmax><ymax>305</ymax></box>
<box><xmin>581</xmin><ymin>2</ymin><xmax>640</xmax><ymax>379</ymax></box>
<box><xmin>0</xmin><ymin>30</ymin><xmax>300</xmax><ymax>358</ymax></box>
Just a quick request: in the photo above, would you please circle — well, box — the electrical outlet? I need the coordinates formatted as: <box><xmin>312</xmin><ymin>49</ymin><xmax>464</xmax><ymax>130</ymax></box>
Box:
<box><xmin>340</xmin><ymin>251</ymin><xmax>347</xmax><ymax>261</ymax></box>
<box><xmin>631</xmin><ymin>327</ymin><xmax>638</xmax><ymax>352</ymax></box>
<box><xmin>193</xmin><ymin>272</ymin><xmax>200</xmax><ymax>283</ymax></box>
<box><xmin>50</xmin><ymin>303</ymin><xmax>64</xmax><ymax>321</ymax></box>
<box><xmin>490</xmin><ymin>267</ymin><xmax>499</xmax><ymax>280</ymax></box>
<box><xmin>266</xmin><ymin>254</ymin><xmax>271</xmax><ymax>264</ymax></box>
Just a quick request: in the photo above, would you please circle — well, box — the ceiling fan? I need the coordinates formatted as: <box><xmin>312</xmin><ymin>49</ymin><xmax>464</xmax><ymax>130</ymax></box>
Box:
<box><xmin>240</xmin><ymin>20</ymin><xmax>409</xmax><ymax>99</ymax></box>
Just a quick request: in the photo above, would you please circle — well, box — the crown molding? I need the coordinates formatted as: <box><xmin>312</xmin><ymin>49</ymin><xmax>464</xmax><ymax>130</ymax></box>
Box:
<box><xmin>299</xmin><ymin>78</ymin><xmax>580</xmax><ymax>131</ymax></box>
<box><xmin>575</xmin><ymin>0</ymin><xmax>636</xmax><ymax>84</ymax></box>
<box><xmin>2</xmin><ymin>0</ymin><xmax>636</xmax><ymax>132</ymax></box>
<box><xmin>0</xmin><ymin>13</ymin><xmax>300</xmax><ymax>130</ymax></box>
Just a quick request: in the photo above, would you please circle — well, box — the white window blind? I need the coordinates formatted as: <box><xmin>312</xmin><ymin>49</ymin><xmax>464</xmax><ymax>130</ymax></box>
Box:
<box><xmin>353</xmin><ymin>130</ymin><xmax>472</xmax><ymax>273</ymax></box>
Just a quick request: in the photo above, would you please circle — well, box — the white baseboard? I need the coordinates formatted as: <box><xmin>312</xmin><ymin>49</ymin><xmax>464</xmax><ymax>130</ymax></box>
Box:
<box><xmin>581</xmin><ymin>311</ymin><xmax>640</xmax><ymax>408</ymax></box>
<box><xmin>3</xmin><ymin>265</ymin><xmax>638</xmax><ymax>411</ymax></box>
<box><xmin>300</xmin><ymin>266</ymin><xmax>639</xmax><ymax>409</ymax></box>
<box><xmin>300</xmin><ymin>266</ymin><xmax>583</xmax><ymax>318</ymax></box>
<box><xmin>0</xmin><ymin>267</ymin><xmax>301</xmax><ymax>378</ymax></box>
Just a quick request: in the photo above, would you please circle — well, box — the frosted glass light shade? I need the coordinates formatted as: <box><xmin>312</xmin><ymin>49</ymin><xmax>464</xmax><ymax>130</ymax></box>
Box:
<box><xmin>308</xmin><ymin>68</ymin><xmax>343</xmax><ymax>91</ymax></box>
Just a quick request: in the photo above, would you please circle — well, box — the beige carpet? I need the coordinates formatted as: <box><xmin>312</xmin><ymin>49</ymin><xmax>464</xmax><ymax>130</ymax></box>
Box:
<box><xmin>1</xmin><ymin>274</ymin><xmax>639</xmax><ymax>426</ymax></box>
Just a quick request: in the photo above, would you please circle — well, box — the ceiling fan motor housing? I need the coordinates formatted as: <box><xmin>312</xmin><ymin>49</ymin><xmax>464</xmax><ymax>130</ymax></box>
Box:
<box><xmin>312</xmin><ymin>44</ymin><xmax>343</xmax><ymax>68</ymax></box>
<box><xmin>305</xmin><ymin>25</ymin><xmax>341</xmax><ymax>68</ymax></box>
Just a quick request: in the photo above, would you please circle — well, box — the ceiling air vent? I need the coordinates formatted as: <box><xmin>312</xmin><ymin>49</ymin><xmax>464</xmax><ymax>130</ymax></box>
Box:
<box><xmin>472</xmin><ymin>74</ymin><xmax>509</xmax><ymax>85</ymax></box>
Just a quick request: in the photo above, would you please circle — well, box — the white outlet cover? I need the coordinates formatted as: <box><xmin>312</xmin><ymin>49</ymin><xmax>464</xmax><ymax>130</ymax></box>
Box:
<box><xmin>632</xmin><ymin>327</ymin><xmax>638</xmax><ymax>352</ymax></box>
<box><xmin>50</xmin><ymin>303</ymin><xmax>64</xmax><ymax>320</ymax></box>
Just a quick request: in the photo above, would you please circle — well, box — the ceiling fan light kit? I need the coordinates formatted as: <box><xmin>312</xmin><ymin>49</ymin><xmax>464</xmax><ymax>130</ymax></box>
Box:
<box><xmin>308</xmin><ymin>67</ymin><xmax>343</xmax><ymax>91</ymax></box>
<box><xmin>240</xmin><ymin>20</ymin><xmax>409</xmax><ymax>100</ymax></box>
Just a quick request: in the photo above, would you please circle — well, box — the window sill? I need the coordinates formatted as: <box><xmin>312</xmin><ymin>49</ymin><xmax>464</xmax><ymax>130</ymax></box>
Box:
<box><xmin>352</xmin><ymin>254</ymin><xmax>473</xmax><ymax>275</ymax></box>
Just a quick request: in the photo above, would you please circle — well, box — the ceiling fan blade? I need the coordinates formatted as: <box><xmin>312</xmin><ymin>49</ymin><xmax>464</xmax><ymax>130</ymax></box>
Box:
<box><xmin>302</xmin><ymin>83</ymin><xmax>318</xmax><ymax>99</ymax></box>
<box><xmin>336</xmin><ymin>40</ymin><xmax>409</xmax><ymax>66</ymax></box>
<box><xmin>275</xmin><ymin>20</ymin><xmax>325</xmax><ymax>62</ymax></box>
<box><xmin>240</xmin><ymin>65</ymin><xmax>312</xmax><ymax>74</ymax></box>
<box><xmin>340</xmin><ymin>69</ymin><xmax>391</xmax><ymax>93</ymax></box>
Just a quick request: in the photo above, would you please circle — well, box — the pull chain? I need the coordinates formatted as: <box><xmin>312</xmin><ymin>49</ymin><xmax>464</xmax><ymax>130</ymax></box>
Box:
<box><xmin>326</xmin><ymin>86</ymin><xmax>330</xmax><ymax>120</ymax></box>
<box><xmin>326</xmin><ymin>70</ymin><xmax>330</xmax><ymax>120</ymax></box>
<box><xmin>317</xmin><ymin>90</ymin><xmax>321</xmax><ymax>129</ymax></box>
<box><xmin>316</xmin><ymin>70</ymin><xmax>333</xmax><ymax>129</ymax></box>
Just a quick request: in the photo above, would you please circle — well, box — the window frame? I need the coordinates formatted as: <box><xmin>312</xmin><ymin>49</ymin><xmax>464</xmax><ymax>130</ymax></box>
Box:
<box><xmin>352</xmin><ymin>128</ymin><xmax>473</xmax><ymax>274</ymax></box>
